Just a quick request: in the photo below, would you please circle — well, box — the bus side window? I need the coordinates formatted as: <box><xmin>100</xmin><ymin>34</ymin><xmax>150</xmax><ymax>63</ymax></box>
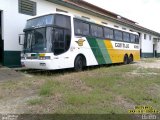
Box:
<box><xmin>53</xmin><ymin>28</ymin><xmax>65</xmax><ymax>55</ymax></box>
<box><xmin>104</xmin><ymin>27</ymin><xmax>114</xmax><ymax>39</ymax></box>
<box><xmin>52</xmin><ymin>28</ymin><xmax>71</xmax><ymax>55</ymax></box>
<box><xmin>74</xmin><ymin>19</ymin><xmax>90</xmax><ymax>36</ymax></box>
<box><xmin>64</xmin><ymin>30</ymin><xmax>71</xmax><ymax>51</ymax></box>
<box><xmin>91</xmin><ymin>24</ymin><xmax>103</xmax><ymax>38</ymax></box>
<box><xmin>82</xmin><ymin>22</ymin><xmax>89</xmax><ymax>36</ymax></box>
<box><xmin>135</xmin><ymin>35</ymin><xmax>139</xmax><ymax>43</ymax></box>
<box><xmin>114</xmin><ymin>30</ymin><xmax>122</xmax><ymax>41</ymax></box>
<box><xmin>74</xmin><ymin>20</ymin><xmax>82</xmax><ymax>35</ymax></box>
<box><xmin>123</xmin><ymin>32</ymin><xmax>130</xmax><ymax>42</ymax></box>
<box><xmin>130</xmin><ymin>34</ymin><xmax>136</xmax><ymax>43</ymax></box>
<box><xmin>53</xmin><ymin>15</ymin><xmax>71</xmax><ymax>55</ymax></box>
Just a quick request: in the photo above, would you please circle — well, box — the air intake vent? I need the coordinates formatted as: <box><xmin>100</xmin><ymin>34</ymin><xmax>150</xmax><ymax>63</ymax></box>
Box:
<box><xmin>19</xmin><ymin>0</ymin><xmax>36</xmax><ymax>16</ymax></box>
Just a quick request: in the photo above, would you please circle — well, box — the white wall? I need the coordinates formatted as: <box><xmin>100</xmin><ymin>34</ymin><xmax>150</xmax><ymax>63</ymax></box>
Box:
<box><xmin>157</xmin><ymin>41</ymin><xmax>160</xmax><ymax>53</ymax></box>
<box><xmin>141</xmin><ymin>33</ymin><xmax>153</xmax><ymax>53</ymax></box>
<box><xmin>0</xmin><ymin>0</ymin><xmax>57</xmax><ymax>51</ymax></box>
<box><xmin>0</xmin><ymin>0</ymin><xmax>29</xmax><ymax>51</ymax></box>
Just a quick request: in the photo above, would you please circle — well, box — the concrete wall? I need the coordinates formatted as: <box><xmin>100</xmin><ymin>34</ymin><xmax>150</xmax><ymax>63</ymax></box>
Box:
<box><xmin>140</xmin><ymin>32</ymin><xmax>160</xmax><ymax>58</ymax></box>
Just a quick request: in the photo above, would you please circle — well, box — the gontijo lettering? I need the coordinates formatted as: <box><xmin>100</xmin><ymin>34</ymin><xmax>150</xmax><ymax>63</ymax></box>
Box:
<box><xmin>115</xmin><ymin>43</ymin><xmax>129</xmax><ymax>48</ymax></box>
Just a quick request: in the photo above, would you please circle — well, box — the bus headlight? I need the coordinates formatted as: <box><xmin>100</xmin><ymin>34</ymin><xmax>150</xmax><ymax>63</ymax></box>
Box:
<box><xmin>39</xmin><ymin>56</ymin><xmax>51</xmax><ymax>60</ymax></box>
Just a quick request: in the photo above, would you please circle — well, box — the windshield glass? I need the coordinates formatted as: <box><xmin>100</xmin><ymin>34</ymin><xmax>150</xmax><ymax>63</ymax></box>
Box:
<box><xmin>23</xmin><ymin>14</ymin><xmax>71</xmax><ymax>54</ymax></box>
<box><xmin>24</xmin><ymin>28</ymin><xmax>47</xmax><ymax>53</ymax></box>
<box><xmin>25</xmin><ymin>15</ymin><xmax>54</xmax><ymax>29</ymax></box>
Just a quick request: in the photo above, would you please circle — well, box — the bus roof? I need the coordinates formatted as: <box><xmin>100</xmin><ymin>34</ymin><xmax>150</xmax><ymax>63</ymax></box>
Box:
<box><xmin>26</xmin><ymin>12</ymin><xmax>139</xmax><ymax>35</ymax></box>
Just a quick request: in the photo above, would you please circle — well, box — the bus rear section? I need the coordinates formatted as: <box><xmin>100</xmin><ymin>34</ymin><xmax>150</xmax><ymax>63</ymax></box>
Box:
<box><xmin>73</xmin><ymin>17</ymin><xmax>140</xmax><ymax>66</ymax></box>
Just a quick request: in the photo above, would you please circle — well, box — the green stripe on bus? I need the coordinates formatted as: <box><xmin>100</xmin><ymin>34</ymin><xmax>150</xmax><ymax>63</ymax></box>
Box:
<box><xmin>96</xmin><ymin>40</ymin><xmax>112</xmax><ymax>64</ymax></box>
<box><xmin>87</xmin><ymin>37</ymin><xmax>106</xmax><ymax>64</ymax></box>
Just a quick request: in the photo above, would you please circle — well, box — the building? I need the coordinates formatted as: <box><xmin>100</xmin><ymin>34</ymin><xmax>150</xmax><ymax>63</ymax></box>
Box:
<box><xmin>0</xmin><ymin>0</ymin><xmax>160</xmax><ymax>67</ymax></box>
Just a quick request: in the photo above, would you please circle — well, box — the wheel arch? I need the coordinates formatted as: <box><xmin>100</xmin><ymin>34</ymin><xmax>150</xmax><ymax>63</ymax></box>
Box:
<box><xmin>74</xmin><ymin>53</ymin><xmax>87</xmax><ymax>67</ymax></box>
<box><xmin>123</xmin><ymin>53</ymin><xmax>129</xmax><ymax>64</ymax></box>
<box><xmin>129</xmin><ymin>53</ymin><xmax>134</xmax><ymax>63</ymax></box>
<box><xmin>124</xmin><ymin>53</ymin><xmax>129</xmax><ymax>58</ymax></box>
<box><xmin>129</xmin><ymin>53</ymin><xmax>134</xmax><ymax>60</ymax></box>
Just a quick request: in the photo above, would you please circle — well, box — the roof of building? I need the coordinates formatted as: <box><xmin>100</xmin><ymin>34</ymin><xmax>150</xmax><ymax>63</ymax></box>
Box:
<box><xmin>47</xmin><ymin>0</ymin><xmax>160</xmax><ymax>37</ymax></box>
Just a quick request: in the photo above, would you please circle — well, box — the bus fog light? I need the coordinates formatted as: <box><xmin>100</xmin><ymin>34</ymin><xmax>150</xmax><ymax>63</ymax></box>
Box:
<box><xmin>40</xmin><ymin>63</ymin><xmax>46</xmax><ymax>66</ymax></box>
<box><xmin>45</xmin><ymin>56</ymin><xmax>51</xmax><ymax>59</ymax></box>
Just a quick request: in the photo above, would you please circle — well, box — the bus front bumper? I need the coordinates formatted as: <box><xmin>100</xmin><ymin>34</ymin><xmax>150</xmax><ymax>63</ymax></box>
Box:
<box><xmin>21</xmin><ymin>59</ymin><xmax>62</xmax><ymax>70</ymax></box>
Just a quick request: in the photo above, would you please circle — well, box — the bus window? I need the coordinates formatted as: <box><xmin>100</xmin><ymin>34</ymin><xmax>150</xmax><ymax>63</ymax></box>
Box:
<box><xmin>104</xmin><ymin>27</ymin><xmax>114</xmax><ymax>39</ymax></box>
<box><xmin>91</xmin><ymin>24</ymin><xmax>103</xmax><ymax>38</ymax></box>
<box><xmin>82</xmin><ymin>22</ymin><xmax>89</xmax><ymax>36</ymax></box>
<box><xmin>123</xmin><ymin>32</ymin><xmax>130</xmax><ymax>42</ymax></box>
<box><xmin>55</xmin><ymin>14</ymin><xmax>71</xmax><ymax>29</ymax></box>
<box><xmin>114</xmin><ymin>30</ymin><xmax>122</xmax><ymax>41</ymax></box>
<box><xmin>135</xmin><ymin>35</ymin><xmax>139</xmax><ymax>43</ymax></box>
<box><xmin>130</xmin><ymin>34</ymin><xmax>136</xmax><ymax>43</ymax></box>
<box><xmin>64</xmin><ymin>29</ymin><xmax>71</xmax><ymax>51</ymax></box>
<box><xmin>74</xmin><ymin>20</ymin><xmax>89</xmax><ymax>36</ymax></box>
<box><xmin>52</xmin><ymin>28</ymin><xmax>65</xmax><ymax>55</ymax></box>
<box><xmin>74</xmin><ymin>20</ymin><xmax>83</xmax><ymax>35</ymax></box>
<box><xmin>52</xmin><ymin>28</ymin><xmax>71</xmax><ymax>55</ymax></box>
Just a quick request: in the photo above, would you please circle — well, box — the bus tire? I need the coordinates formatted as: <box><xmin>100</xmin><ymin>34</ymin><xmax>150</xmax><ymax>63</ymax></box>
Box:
<box><xmin>129</xmin><ymin>54</ymin><xmax>134</xmax><ymax>64</ymax></box>
<box><xmin>74</xmin><ymin>55</ymin><xmax>86</xmax><ymax>71</ymax></box>
<box><xmin>123</xmin><ymin>54</ymin><xmax>128</xmax><ymax>65</ymax></box>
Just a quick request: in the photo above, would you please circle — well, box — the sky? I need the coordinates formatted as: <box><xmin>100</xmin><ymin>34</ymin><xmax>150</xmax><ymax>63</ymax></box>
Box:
<box><xmin>85</xmin><ymin>0</ymin><xmax>160</xmax><ymax>33</ymax></box>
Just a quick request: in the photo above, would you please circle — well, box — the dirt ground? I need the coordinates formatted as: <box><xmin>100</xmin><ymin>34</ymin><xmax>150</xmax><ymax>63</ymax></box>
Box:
<box><xmin>0</xmin><ymin>58</ymin><xmax>160</xmax><ymax>114</ymax></box>
<box><xmin>0</xmin><ymin>67</ymin><xmax>24</xmax><ymax>82</ymax></box>
<box><xmin>135</xmin><ymin>59</ymin><xmax>160</xmax><ymax>68</ymax></box>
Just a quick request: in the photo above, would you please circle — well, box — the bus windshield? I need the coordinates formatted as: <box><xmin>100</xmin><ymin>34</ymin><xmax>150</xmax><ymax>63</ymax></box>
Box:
<box><xmin>25</xmin><ymin>15</ymin><xmax>54</xmax><ymax>29</ymax></box>
<box><xmin>24</xmin><ymin>27</ymin><xmax>52</xmax><ymax>53</ymax></box>
<box><xmin>24</xmin><ymin>28</ymin><xmax>46</xmax><ymax>53</ymax></box>
<box><xmin>23</xmin><ymin>14</ymin><xmax>71</xmax><ymax>54</ymax></box>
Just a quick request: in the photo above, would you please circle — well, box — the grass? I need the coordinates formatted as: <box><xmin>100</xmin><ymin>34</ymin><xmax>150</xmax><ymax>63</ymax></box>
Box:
<box><xmin>0</xmin><ymin>58</ymin><xmax>160</xmax><ymax>116</ymax></box>
<box><xmin>27</xmin><ymin>98</ymin><xmax>43</xmax><ymax>105</ymax></box>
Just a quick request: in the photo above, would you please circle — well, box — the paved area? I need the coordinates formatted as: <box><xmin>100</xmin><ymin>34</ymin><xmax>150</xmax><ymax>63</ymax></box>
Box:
<box><xmin>0</xmin><ymin>66</ymin><xmax>24</xmax><ymax>82</ymax></box>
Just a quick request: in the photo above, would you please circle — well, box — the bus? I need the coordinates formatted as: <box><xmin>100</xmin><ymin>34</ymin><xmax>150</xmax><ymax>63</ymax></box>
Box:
<box><xmin>20</xmin><ymin>12</ymin><xmax>140</xmax><ymax>71</ymax></box>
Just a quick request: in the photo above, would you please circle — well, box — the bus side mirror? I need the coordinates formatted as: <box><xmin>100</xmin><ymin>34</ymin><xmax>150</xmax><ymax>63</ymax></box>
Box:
<box><xmin>19</xmin><ymin>34</ymin><xmax>24</xmax><ymax>45</ymax></box>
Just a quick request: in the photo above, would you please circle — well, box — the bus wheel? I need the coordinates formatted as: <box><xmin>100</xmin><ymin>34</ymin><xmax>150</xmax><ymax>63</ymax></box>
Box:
<box><xmin>123</xmin><ymin>54</ymin><xmax>128</xmax><ymax>65</ymax></box>
<box><xmin>129</xmin><ymin>55</ymin><xmax>133</xmax><ymax>64</ymax></box>
<box><xmin>74</xmin><ymin>55</ymin><xmax>84</xmax><ymax>71</ymax></box>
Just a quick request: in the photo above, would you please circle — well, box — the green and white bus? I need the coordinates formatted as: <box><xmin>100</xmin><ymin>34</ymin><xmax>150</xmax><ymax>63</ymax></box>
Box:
<box><xmin>20</xmin><ymin>12</ymin><xmax>140</xmax><ymax>71</ymax></box>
